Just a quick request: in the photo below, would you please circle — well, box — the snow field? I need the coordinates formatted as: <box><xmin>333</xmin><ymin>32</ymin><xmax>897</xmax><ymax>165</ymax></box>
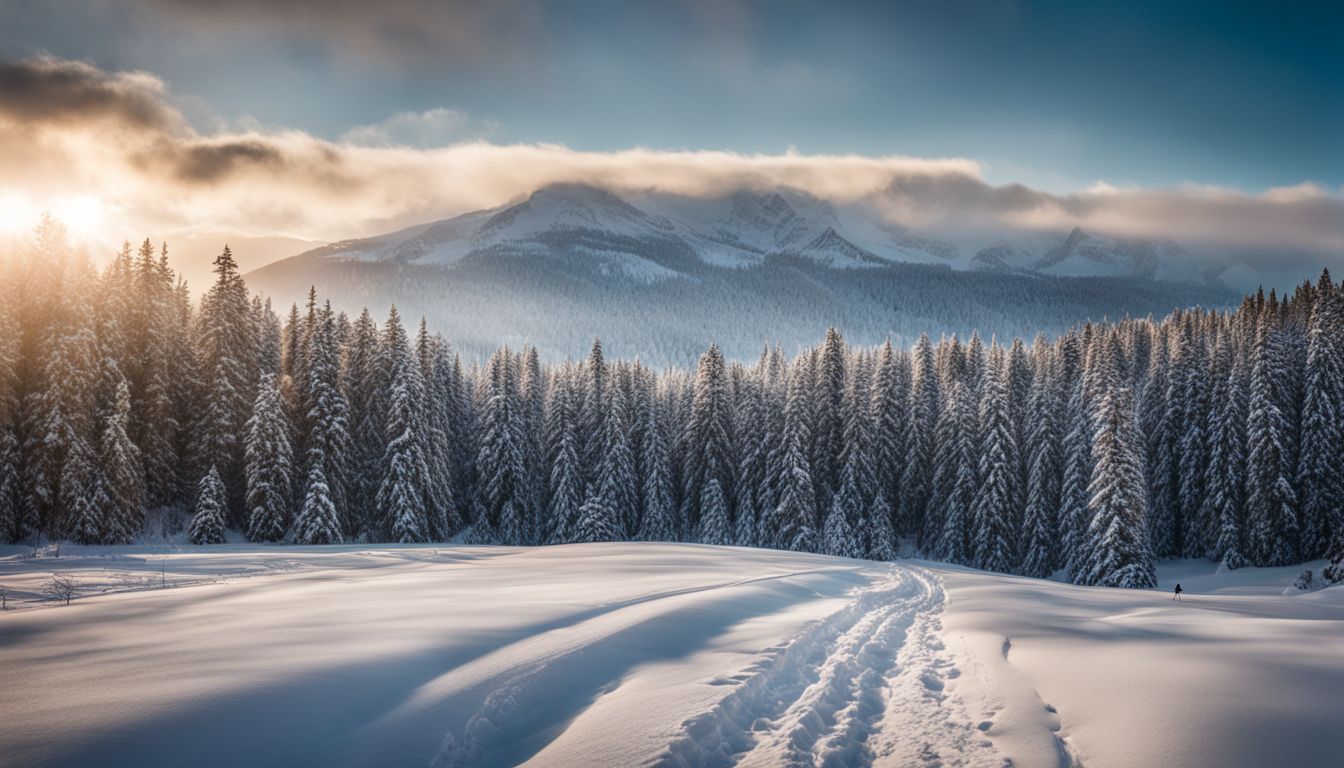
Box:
<box><xmin>3</xmin><ymin>544</ymin><xmax>1341</xmax><ymax>768</ymax></box>
<box><xmin>6</xmin><ymin>544</ymin><xmax>997</xmax><ymax>767</ymax></box>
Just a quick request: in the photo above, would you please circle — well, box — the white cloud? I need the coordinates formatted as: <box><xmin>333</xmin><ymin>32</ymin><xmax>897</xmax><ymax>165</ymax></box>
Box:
<box><xmin>1</xmin><ymin>56</ymin><xmax>1340</xmax><ymax>269</ymax></box>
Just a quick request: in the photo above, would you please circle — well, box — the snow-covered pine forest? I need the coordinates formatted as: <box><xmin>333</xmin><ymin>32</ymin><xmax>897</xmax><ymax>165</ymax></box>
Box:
<box><xmin>3</xmin><ymin>218</ymin><xmax>1343</xmax><ymax>589</ymax></box>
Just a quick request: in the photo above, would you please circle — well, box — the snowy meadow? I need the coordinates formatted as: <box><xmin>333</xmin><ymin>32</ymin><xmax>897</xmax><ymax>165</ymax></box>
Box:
<box><xmin>1</xmin><ymin>544</ymin><xmax>1340</xmax><ymax>767</ymax></box>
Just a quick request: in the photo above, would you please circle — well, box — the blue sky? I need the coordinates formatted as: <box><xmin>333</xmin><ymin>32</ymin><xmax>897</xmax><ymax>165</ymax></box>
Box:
<box><xmin>3</xmin><ymin>0</ymin><xmax>1340</xmax><ymax>192</ymax></box>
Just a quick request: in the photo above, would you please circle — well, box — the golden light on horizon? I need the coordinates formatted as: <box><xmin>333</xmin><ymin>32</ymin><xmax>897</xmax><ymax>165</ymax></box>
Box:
<box><xmin>0</xmin><ymin>191</ymin><xmax>112</xmax><ymax>242</ymax></box>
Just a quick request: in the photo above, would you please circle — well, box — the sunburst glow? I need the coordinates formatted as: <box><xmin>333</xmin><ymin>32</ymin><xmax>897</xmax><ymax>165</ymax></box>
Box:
<box><xmin>0</xmin><ymin>191</ymin><xmax>40</xmax><ymax>234</ymax></box>
<box><xmin>52</xmin><ymin>194</ymin><xmax>106</xmax><ymax>237</ymax></box>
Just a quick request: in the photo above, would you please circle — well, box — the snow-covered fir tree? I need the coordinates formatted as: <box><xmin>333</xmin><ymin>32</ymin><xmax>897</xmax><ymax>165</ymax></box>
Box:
<box><xmin>901</xmin><ymin>334</ymin><xmax>938</xmax><ymax>542</ymax></box>
<box><xmin>293</xmin><ymin>464</ymin><xmax>341</xmax><ymax>544</ymax></box>
<box><xmin>195</xmin><ymin>246</ymin><xmax>258</xmax><ymax>522</ymax></box>
<box><xmin>245</xmin><ymin>374</ymin><xmax>292</xmax><ymax>543</ymax></box>
<box><xmin>1297</xmin><ymin>284</ymin><xmax>1343</xmax><ymax>557</ymax></box>
<box><xmin>476</xmin><ymin>348</ymin><xmax>532</xmax><ymax>545</ymax></box>
<box><xmin>1080</xmin><ymin>386</ymin><xmax>1156</xmax><ymax>588</ymax></box>
<box><xmin>376</xmin><ymin>308</ymin><xmax>431</xmax><ymax>543</ymax></box>
<box><xmin>1245</xmin><ymin>315</ymin><xmax>1300</xmax><ymax>566</ymax></box>
<box><xmin>971</xmin><ymin>348</ymin><xmax>1019</xmax><ymax>573</ymax></box>
<box><xmin>190</xmin><ymin>466</ymin><xmax>228</xmax><ymax>545</ymax></box>
<box><xmin>1020</xmin><ymin>343</ymin><xmax>1062</xmax><ymax>577</ymax></box>
<box><xmin>823</xmin><ymin>463</ymin><xmax>864</xmax><ymax>558</ymax></box>
<box><xmin>95</xmin><ymin>378</ymin><xmax>144</xmax><ymax>543</ymax></box>
<box><xmin>697</xmin><ymin>477</ymin><xmax>732</xmax><ymax>546</ymax></box>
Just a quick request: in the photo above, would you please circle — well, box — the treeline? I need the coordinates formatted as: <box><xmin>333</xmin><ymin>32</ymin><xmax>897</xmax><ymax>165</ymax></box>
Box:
<box><xmin>1</xmin><ymin>219</ymin><xmax>1342</xmax><ymax>588</ymax></box>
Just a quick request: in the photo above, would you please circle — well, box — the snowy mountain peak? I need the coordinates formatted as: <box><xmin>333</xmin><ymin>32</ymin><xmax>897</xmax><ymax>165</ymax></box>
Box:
<box><xmin>269</xmin><ymin>183</ymin><xmax>1226</xmax><ymax>285</ymax></box>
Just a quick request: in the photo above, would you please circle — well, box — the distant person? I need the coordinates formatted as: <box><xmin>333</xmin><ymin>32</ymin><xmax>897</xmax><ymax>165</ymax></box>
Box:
<box><xmin>1173</xmin><ymin>583</ymin><xmax>1183</xmax><ymax>602</ymax></box>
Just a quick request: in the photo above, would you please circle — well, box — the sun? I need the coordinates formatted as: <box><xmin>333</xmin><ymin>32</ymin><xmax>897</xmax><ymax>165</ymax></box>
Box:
<box><xmin>54</xmin><ymin>194</ymin><xmax>106</xmax><ymax>237</ymax></box>
<box><xmin>0</xmin><ymin>191</ymin><xmax>40</xmax><ymax>234</ymax></box>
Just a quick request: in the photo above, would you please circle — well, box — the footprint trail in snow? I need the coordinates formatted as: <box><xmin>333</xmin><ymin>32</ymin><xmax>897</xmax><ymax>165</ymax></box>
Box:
<box><xmin>662</xmin><ymin>566</ymin><xmax>1001</xmax><ymax>768</ymax></box>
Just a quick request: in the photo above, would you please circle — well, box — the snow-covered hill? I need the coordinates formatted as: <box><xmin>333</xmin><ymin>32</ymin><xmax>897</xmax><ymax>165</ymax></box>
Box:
<box><xmin>288</xmin><ymin>184</ymin><xmax>1221</xmax><ymax>282</ymax></box>
<box><xmin>2</xmin><ymin>544</ymin><xmax>1340</xmax><ymax>767</ymax></box>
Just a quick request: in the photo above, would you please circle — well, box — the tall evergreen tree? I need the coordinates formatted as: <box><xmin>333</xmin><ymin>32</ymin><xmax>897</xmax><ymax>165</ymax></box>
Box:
<box><xmin>772</xmin><ymin>360</ymin><xmax>817</xmax><ymax>552</ymax></box>
<box><xmin>245</xmin><ymin>374</ymin><xmax>292</xmax><ymax>543</ymax></box>
<box><xmin>189</xmin><ymin>466</ymin><xmax>228</xmax><ymax>545</ymax></box>
<box><xmin>1080</xmin><ymin>387</ymin><xmax>1155</xmax><ymax>588</ymax></box>
<box><xmin>971</xmin><ymin>349</ymin><xmax>1019</xmax><ymax>574</ymax></box>
<box><xmin>1297</xmin><ymin>282</ymin><xmax>1344</xmax><ymax>557</ymax></box>
<box><xmin>343</xmin><ymin>308</ymin><xmax>384</xmax><ymax>539</ymax></box>
<box><xmin>376</xmin><ymin>308</ymin><xmax>430</xmax><ymax>543</ymax></box>
<box><xmin>196</xmin><ymin>246</ymin><xmax>258</xmax><ymax>521</ymax></box>
<box><xmin>95</xmin><ymin>378</ymin><xmax>144</xmax><ymax>543</ymax></box>
<box><xmin>293</xmin><ymin>464</ymin><xmax>341</xmax><ymax>544</ymax></box>
<box><xmin>901</xmin><ymin>334</ymin><xmax>938</xmax><ymax>541</ymax></box>
<box><xmin>476</xmin><ymin>348</ymin><xmax>532</xmax><ymax>544</ymax></box>
<box><xmin>1020</xmin><ymin>347</ymin><xmax>1062</xmax><ymax>577</ymax></box>
<box><xmin>1205</xmin><ymin>332</ymin><xmax>1249</xmax><ymax>570</ymax></box>
<box><xmin>681</xmin><ymin>344</ymin><xmax>734</xmax><ymax>533</ymax></box>
<box><xmin>1245</xmin><ymin>316</ymin><xmax>1300</xmax><ymax>566</ymax></box>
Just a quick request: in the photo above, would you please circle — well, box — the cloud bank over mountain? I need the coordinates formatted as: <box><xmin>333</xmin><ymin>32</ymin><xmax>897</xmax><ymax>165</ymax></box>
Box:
<box><xmin>1</xmin><ymin>55</ymin><xmax>1339</xmax><ymax>284</ymax></box>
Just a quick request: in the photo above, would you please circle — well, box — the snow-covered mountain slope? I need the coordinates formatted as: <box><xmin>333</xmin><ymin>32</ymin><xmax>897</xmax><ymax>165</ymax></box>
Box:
<box><xmin>290</xmin><ymin>183</ymin><xmax>1224</xmax><ymax>281</ymax></box>
<box><xmin>2</xmin><ymin>544</ymin><xmax>1340</xmax><ymax>768</ymax></box>
<box><xmin>243</xmin><ymin>183</ymin><xmax>1236</xmax><ymax>363</ymax></box>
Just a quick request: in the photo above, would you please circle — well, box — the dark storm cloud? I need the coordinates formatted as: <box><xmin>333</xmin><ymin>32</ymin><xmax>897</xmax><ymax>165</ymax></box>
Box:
<box><xmin>0</xmin><ymin>55</ymin><xmax>177</xmax><ymax>129</ymax></box>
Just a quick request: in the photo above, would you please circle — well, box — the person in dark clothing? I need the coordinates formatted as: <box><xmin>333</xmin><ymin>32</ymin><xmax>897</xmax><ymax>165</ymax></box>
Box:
<box><xmin>1173</xmin><ymin>583</ymin><xmax>1183</xmax><ymax>602</ymax></box>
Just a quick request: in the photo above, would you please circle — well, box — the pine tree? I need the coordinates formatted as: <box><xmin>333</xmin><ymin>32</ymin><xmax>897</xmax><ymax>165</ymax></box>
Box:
<box><xmin>1205</xmin><ymin>333</ymin><xmax>1249</xmax><ymax>570</ymax></box>
<box><xmin>190</xmin><ymin>466</ymin><xmax>228</xmax><ymax>545</ymax></box>
<box><xmin>931</xmin><ymin>381</ymin><xmax>977</xmax><ymax>565</ymax></box>
<box><xmin>302</xmin><ymin>303</ymin><xmax>351</xmax><ymax>533</ymax></box>
<box><xmin>422</xmin><ymin>335</ymin><xmax>462</xmax><ymax>538</ymax></box>
<box><xmin>901</xmin><ymin>334</ymin><xmax>938</xmax><ymax>542</ymax></box>
<box><xmin>476</xmin><ymin>348</ymin><xmax>532</xmax><ymax>544</ymax></box>
<box><xmin>971</xmin><ymin>349</ymin><xmax>1019</xmax><ymax>574</ymax></box>
<box><xmin>572</xmin><ymin>483</ymin><xmax>622</xmax><ymax>543</ymax></box>
<box><xmin>1081</xmin><ymin>387</ymin><xmax>1155</xmax><ymax>588</ymax></box>
<box><xmin>734</xmin><ymin>494</ymin><xmax>757</xmax><ymax>547</ymax></box>
<box><xmin>343</xmin><ymin>308</ymin><xmax>384</xmax><ymax>539</ymax></box>
<box><xmin>1245</xmin><ymin>315</ymin><xmax>1301</xmax><ymax>567</ymax></box>
<box><xmin>681</xmin><ymin>344</ymin><xmax>734</xmax><ymax>533</ymax></box>
<box><xmin>96</xmin><ymin>378</ymin><xmax>144</xmax><ymax>543</ymax></box>
<box><xmin>545</xmin><ymin>374</ymin><xmax>585</xmax><ymax>543</ymax></box>
<box><xmin>1173</xmin><ymin>326</ymin><xmax>1211</xmax><ymax>557</ymax></box>
<box><xmin>869</xmin><ymin>340</ymin><xmax>909</xmax><ymax>531</ymax></box>
<box><xmin>293</xmin><ymin>464</ymin><xmax>341</xmax><ymax>544</ymax></box>
<box><xmin>1297</xmin><ymin>283</ymin><xmax>1344</xmax><ymax>558</ymax></box>
<box><xmin>697</xmin><ymin>477</ymin><xmax>732</xmax><ymax>546</ymax></box>
<box><xmin>245</xmin><ymin>374</ymin><xmax>292</xmax><ymax>543</ymax></box>
<box><xmin>1140</xmin><ymin>328</ymin><xmax>1179</xmax><ymax>558</ymax></box>
<box><xmin>637</xmin><ymin>404</ymin><xmax>678</xmax><ymax>542</ymax></box>
<box><xmin>196</xmin><ymin>246</ymin><xmax>258</xmax><ymax>522</ymax></box>
<box><xmin>865</xmin><ymin>493</ymin><xmax>898</xmax><ymax>561</ymax></box>
<box><xmin>812</xmin><ymin>328</ymin><xmax>847</xmax><ymax>511</ymax></box>
<box><xmin>1060</xmin><ymin>375</ymin><xmax>1094</xmax><ymax>580</ymax></box>
<box><xmin>376</xmin><ymin>308</ymin><xmax>430</xmax><ymax>543</ymax></box>
<box><xmin>823</xmin><ymin>463</ymin><xmax>864</xmax><ymax>558</ymax></box>
<box><xmin>772</xmin><ymin>360</ymin><xmax>817</xmax><ymax>552</ymax></box>
<box><xmin>1020</xmin><ymin>348</ymin><xmax>1062</xmax><ymax>578</ymax></box>
<box><xmin>40</xmin><ymin>302</ymin><xmax>100</xmax><ymax>537</ymax></box>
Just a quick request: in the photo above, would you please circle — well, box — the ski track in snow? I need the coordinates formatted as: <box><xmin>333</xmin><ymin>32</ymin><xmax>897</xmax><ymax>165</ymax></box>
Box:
<box><xmin>424</xmin><ymin>564</ymin><xmax>999</xmax><ymax>768</ymax></box>
<box><xmin>657</xmin><ymin>566</ymin><xmax>998</xmax><ymax>768</ymax></box>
